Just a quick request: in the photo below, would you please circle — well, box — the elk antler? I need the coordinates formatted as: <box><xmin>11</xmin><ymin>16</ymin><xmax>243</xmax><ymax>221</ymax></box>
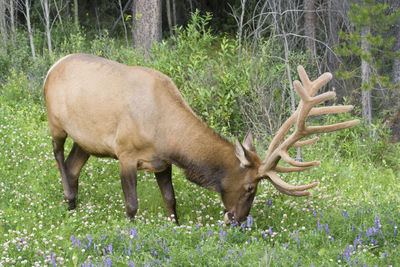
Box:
<box><xmin>258</xmin><ymin>66</ymin><xmax>360</xmax><ymax>196</ymax></box>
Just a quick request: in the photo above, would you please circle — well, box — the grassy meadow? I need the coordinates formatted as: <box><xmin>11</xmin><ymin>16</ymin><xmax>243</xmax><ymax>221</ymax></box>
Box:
<box><xmin>0</xmin><ymin>13</ymin><xmax>400</xmax><ymax>267</ymax></box>
<box><xmin>0</xmin><ymin>88</ymin><xmax>399</xmax><ymax>267</ymax></box>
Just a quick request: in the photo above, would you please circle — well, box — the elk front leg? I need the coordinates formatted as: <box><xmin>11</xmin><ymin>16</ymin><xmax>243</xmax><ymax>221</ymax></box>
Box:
<box><xmin>119</xmin><ymin>161</ymin><xmax>138</xmax><ymax>222</ymax></box>
<box><xmin>64</xmin><ymin>142</ymin><xmax>90</xmax><ymax>209</ymax></box>
<box><xmin>155</xmin><ymin>165</ymin><xmax>178</xmax><ymax>224</ymax></box>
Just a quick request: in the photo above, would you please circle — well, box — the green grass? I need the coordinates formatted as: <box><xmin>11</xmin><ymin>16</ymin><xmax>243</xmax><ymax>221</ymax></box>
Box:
<box><xmin>0</xmin><ymin>99</ymin><xmax>399</xmax><ymax>266</ymax></box>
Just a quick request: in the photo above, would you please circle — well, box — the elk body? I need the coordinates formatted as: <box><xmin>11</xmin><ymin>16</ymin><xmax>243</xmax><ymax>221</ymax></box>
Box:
<box><xmin>44</xmin><ymin>53</ymin><xmax>359</xmax><ymax>224</ymax></box>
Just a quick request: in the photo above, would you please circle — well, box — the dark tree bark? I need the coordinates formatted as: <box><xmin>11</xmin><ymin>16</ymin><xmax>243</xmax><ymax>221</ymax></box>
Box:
<box><xmin>392</xmin><ymin>16</ymin><xmax>400</xmax><ymax>87</ymax></box>
<box><xmin>390</xmin><ymin>1</ymin><xmax>400</xmax><ymax>142</ymax></box>
<box><xmin>361</xmin><ymin>26</ymin><xmax>372</xmax><ymax>128</ymax></box>
<box><xmin>304</xmin><ymin>0</ymin><xmax>316</xmax><ymax>56</ymax></box>
<box><xmin>74</xmin><ymin>0</ymin><xmax>79</xmax><ymax>28</ymax></box>
<box><xmin>327</xmin><ymin>0</ymin><xmax>345</xmax><ymax>102</ymax></box>
<box><xmin>132</xmin><ymin>0</ymin><xmax>162</xmax><ymax>53</ymax></box>
<box><xmin>10</xmin><ymin>0</ymin><xmax>15</xmax><ymax>44</ymax></box>
<box><xmin>0</xmin><ymin>0</ymin><xmax>7</xmax><ymax>46</ymax></box>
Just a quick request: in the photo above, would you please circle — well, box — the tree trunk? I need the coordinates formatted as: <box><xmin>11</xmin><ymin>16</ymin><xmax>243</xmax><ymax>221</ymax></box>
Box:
<box><xmin>132</xmin><ymin>0</ymin><xmax>162</xmax><ymax>53</ymax></box>
<box><xmin>10</xmin><ymin>0</ymin><xmax>15</xmax><ymax>45</ymax></box>
<box><xmin>41</xmin><ymin>0</ymin><xmax>52</xmax><ymax>56</ymax></box>
<box><xmin>304</xmin><ymin>0</ymin><xmax>316</xmax><ymax>56</ymax></box>
<box><xmin>361</xmin><ymin>26</ymin><xmax>372</xmax><ymax>129</ymax></box>
<box><xmin>74</xmin><ymin>0</ymin><xmax>79</xmax><ymax>28</ymax></box>
<box><xmin>390</xmin><ymin>2</ymin><xmax>400</xmax><ymax>142</ymax></box>
<box><xmin>392</xmin><ymin>20</ymin><xmax>400</xmax><ymax>87</ymax></box>
<box><xmin>283</xmin><ymin>25</ymin><xmax>302</xmax><ymax>161</ymax></box>
<box><xmin>0</xmin><ymin>0</ymin><xmax>7</xmax><ymax>47</ymax></box>
<box><xmin>166</xmin><ymin>0</ymin><xmax>173</xmax><ymax>37</ymax></box>
<box><xmin>25</xmin><ymin>0</ymin><xmax>36</xmax><ymax>59</ymax></box>
<box><xmin>118</xmin><ymin>0</ymin><xmax>128</xmax><ymax>46</ymax></box>
<box><xmin>327</xmin><ymin>0</ymin><xmax>345</xmax><ymax>102</ymax></box>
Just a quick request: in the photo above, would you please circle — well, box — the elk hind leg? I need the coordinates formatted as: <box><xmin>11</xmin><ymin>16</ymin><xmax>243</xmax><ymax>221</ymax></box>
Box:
<box><xmin>52</xmin><ymin>134</ymin><xmax>72</xmax><ymax>207</ymax></box>
<box><xmin>155</xmin><ymin>165</ymin><xmax>178</xmax><ymax>224</ymax></box>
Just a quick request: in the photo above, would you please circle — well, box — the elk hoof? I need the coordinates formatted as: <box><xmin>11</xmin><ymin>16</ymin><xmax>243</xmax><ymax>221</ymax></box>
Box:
<box><xmin>67</xmin><ymin>199</ymin><xmax>76</xmax><ymax>210</ymax></box>
<box><xmin>224</xmin><ymin>212</ymin><xmax>234</xmax><ymax>224</ymax></box>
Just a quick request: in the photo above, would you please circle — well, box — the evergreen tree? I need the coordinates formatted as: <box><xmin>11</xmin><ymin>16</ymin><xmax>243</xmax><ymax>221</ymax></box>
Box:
<box><xmin>335</xmin><ymin>0</ymin><xmax>400</xmax><ymax>126</ymax></box>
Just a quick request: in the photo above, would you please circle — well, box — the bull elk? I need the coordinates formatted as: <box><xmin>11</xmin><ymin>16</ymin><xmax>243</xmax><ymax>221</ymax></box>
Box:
<box><xmin>44</xmin><ymin>53</ymin><xmax>359</xmax><ymax>224</ymax></box>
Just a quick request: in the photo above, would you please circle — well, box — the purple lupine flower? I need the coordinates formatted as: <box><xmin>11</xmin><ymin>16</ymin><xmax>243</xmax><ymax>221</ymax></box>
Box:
<box><xmin>128</xmin><ymin>261</ymin><xmax>135</xmax><ymax>267</ymax></box>
<box><xmin>313</xmin><ymin>209</ymin><xmax>317</xmax><ymax>217</ymax></box>
<box><xmin>267</xmin><ymin>199</ymin><xmax>272</xmax><ymax>207</ymax></box>
<box><xmin>50</xmin><ymin>252</ymin><xmax>56</xmax><ymax>267</ymax></box>
<box><xmin>375</xmin><ymin>215</ymin><xmax>381</xmax><ymax>229</ymax></box>
<box><xmin>71</xmin><ymin>235</ymin><xmax>76</xmax><ymax>247</ymax></box>
<box><xmin>269</xmin><ymin>226</ymin><xmax>272</xmax><ymax>236</ymax></box>
<box><xmin>130</xmin><ymin>228</ymin><xmax>137</xmax><ymax>239</ymax></box>
<box><xmin>247</xmin><ymin>215</ymin><xmax>254</xmax><ymax>228</ymax></box>
<box><xmin>317</xmin><ymin>219</ymin><xmax>322</xmax><ymax>230</ymax></box>
<box><xmin>262</xmin><ymin>231</ymin><xmax>267</xmax><ymax>239</ymax></box>
<box><xmin>86</xmin><ymin>234</ymin><xmax>92</xmax><ymax>248</ymax></box>
<box><xmin>197</xmin><ymin>245</ymin><xmax>201</xmax><ymax>256</ymax></box>
<box><xmin>325</xmin><ymin>224</ymin><xmax>329</xmax><ymax>235</ymax></box>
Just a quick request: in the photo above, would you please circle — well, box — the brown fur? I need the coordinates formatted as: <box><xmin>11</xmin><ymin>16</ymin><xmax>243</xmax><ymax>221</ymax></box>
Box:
<box><xmin>44</xmin><ymin>54</ymin><xmax>263</xmax><ymax>223</ymax></box>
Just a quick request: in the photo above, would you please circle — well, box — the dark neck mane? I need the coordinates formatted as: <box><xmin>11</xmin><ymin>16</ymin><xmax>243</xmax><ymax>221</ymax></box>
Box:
<box><xmin>168</xmin><ymin>121</ymin><xmax>236</xmax><ymax>192</ymax></box>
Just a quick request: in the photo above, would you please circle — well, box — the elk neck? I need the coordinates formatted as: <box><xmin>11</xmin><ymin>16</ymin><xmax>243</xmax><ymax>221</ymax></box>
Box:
<box><xmin>166</xmin><ymin>113</ymin><xmax>238</xmax><ymax>193</ymax></box>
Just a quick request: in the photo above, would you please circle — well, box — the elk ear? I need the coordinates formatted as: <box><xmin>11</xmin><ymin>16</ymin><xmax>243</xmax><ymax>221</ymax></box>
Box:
<box><xmin>235</xmin><ymin>138</ymin><xmax>252</xmax><ymax>168</ymax></box>
<box><xmin>242</xmin><ymin>129</ymin><xmax>255</xmax><ymax>152</ymax></box>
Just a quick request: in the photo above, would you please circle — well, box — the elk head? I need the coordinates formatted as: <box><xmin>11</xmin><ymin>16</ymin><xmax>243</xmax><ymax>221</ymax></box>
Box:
<box><xmin>222</xmin><ymin>66</ymin><xmax>359</xmax><ymax>224</ymax></box>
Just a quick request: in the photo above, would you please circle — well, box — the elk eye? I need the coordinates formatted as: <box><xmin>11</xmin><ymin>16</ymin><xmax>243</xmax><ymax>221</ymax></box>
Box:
<box><xmin>247</xmin><ymin>185</ymin><xmax>254</xmax><ymax>192</ymax></box>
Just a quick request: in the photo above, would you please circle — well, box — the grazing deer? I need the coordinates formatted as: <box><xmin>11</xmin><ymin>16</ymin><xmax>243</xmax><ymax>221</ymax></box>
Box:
<box><xmin>44</xmin><ymin>54</ymin><xmax>359</xmax><ymax>224</ymax></box>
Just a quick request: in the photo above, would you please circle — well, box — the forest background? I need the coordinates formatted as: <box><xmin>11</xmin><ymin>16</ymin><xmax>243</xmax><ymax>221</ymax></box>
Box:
<box><xmin>0</xmin><ymin>0</ymin><xmax>400</xmax><ymax>266</ymax></box>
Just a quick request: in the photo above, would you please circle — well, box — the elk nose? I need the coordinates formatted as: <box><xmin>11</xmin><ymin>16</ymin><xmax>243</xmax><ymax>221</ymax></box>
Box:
<box><xmin>224</xmin><ymin>212</ymin><xmax>234</xmax><ymax>224</ymax></box>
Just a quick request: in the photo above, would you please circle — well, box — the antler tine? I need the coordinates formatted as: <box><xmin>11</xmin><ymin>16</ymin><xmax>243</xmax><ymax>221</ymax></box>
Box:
<box><xmin>266</xmin><ymin>171</ymin><xmax>318</xmax><ymax>194</ymax></box>
<box><xmin>259</xmin><ymin>66</ymin><xmax>360</xmax><ymax>197</ymax></box>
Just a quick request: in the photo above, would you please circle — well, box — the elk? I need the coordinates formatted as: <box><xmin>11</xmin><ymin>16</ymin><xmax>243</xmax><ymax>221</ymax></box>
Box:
<box><xmin>44</xmin><ymin>53</ymin><xmax>359</xmax><ymax>224</ymax></box>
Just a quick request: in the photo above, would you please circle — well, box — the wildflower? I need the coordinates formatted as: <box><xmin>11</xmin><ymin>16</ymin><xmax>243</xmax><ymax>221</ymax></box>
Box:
<box><xmin>247</xmin><ymin>215</ymin><xmax>254</xmax><ymax>228</ymax></box>
<box><xmin>50</xmin><ymin>252</ymin><xmax>56</xmax><ymax>267</ymax></box>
